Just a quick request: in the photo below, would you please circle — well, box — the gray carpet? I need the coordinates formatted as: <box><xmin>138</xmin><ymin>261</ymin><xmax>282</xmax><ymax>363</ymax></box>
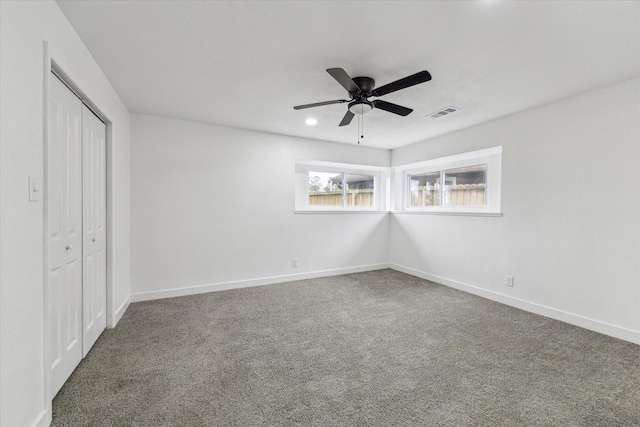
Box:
<box><xmin>52</xmin><ymin>269</ymin><xmax>640</xmax><ymax>426</ymax></box>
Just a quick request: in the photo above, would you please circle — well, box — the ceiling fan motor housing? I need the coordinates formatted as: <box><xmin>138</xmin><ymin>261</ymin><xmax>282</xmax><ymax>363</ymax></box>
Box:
<box><xmin>352</xmin><ymin>77</ymin><xmax>375</xmax><ymax>96</ymax></box>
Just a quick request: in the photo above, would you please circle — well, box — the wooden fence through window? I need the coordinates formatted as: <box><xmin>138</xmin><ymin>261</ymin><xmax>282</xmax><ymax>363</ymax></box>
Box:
<box><xmin>308</xmin><ymin>184</ymin><xmax>485</xmax><ymax>207</ymax></box>
<box><xmin>410</xmin><ymin>183</ymin><xmax>486</xmax><ymax>206</ymax></box>
<box><xmin>308</xmin><ymin>189</ymin><xmax>374</xmax><ymax>206</ymax></box>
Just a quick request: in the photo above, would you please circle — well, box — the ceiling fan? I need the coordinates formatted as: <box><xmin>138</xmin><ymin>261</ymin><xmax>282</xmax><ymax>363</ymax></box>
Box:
<box><xmin>293</xmin><ymin>68</ymin><xmax>432</xmax><ymax>127</ymax></box>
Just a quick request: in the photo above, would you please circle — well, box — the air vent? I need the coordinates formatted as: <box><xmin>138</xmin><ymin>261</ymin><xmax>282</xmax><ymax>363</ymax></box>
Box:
<box><xmin>428</xmin><ymin>106</ymin><xmax>460</xmax><ymax>119</ymax></box>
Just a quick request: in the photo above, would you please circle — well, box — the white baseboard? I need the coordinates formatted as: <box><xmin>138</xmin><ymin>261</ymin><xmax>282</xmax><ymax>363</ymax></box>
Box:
<box><xmin>390</xmin><ymin>263</ymin><xmax>640</xmax><ymax>346</ymax></box>
<box><xmin>30</xmin><ymin>409</ymin><xmax>49</xmax><ymax>427</ymax></box>
<box><xmin>131</xmin><ymin>263</ymin><xmax>390</xmax><ymax>303</ymax></box>
<box><xmin>112</xmin><ymin>296</ymin><xmax>131</xmax><ymax>327</ymax></box>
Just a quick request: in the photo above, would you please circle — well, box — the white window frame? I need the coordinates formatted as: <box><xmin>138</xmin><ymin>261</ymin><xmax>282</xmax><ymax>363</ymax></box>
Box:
<box><xmin>295</xmin><ymin>160</ymin><xmax>389</xmax><ymax>213</ymax></box>
<box><xmin>398</xmin><ymin>146</ymin><xmax>502</xmax><ymax>215</ymax></box>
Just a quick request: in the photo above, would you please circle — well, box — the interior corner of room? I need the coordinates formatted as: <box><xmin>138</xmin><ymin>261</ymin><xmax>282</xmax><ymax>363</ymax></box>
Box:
<box><xmin>1</xmin><ymin>1</ymin><xmax>639</xmax><ymax>426</ymax></box>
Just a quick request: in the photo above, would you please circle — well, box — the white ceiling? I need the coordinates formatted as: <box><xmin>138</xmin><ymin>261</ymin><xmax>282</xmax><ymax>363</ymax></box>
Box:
<box><xmin>56</xmin><ymin>0</ymin><xmax>640</xmax><ymax>149</ymax></box>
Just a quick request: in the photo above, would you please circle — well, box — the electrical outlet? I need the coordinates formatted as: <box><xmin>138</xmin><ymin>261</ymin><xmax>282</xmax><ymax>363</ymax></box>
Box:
<box><xmin>292</xmin><ymin>258</ymin><xmax>298</xmax><ymax>268</ymax></box>
<box><xmin>505</xmin><ymin>275</ymin><xmax>514</xmax><ymax>287</ymax></box>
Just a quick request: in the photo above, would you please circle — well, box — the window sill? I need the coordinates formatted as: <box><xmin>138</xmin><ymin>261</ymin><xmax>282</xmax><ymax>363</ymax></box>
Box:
<box><xmin>295</xmin><ymin>210</ymin><xmax>501</xmax><ymax>217</ymax></box>
<box><xmin>295</xmin><ymin>210</ymin><xmax>389</xmax><ymax>215</ymax></box>
<box><xmin>391</xmin><ymin>210</ymin><xmax>502</xmax><ymax>217</ymax></box>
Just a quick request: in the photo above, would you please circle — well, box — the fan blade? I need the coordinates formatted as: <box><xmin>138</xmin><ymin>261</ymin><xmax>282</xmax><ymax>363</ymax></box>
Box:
<box><xmin>339</xmin><ymin>110</ymin><xmax>355</xmax><ymax>126</ymax></box>
<box><xmin>293</xmin><ymin>99</ymin><xmax>347</xmax><ymax>110</ymax></box>
<box><xmin>373</xmin><ymin>100</ymin><xmax>413</xmax><ymax>116</ymax></box>
<box><xmin>372</xmin><ymin>70</ymin><xmax>432</xmax><ymax>97</ymax></box>
<box><xmin>327</xmin><ymin>68</ymin><xmax>360</xmax><ymax>93</ymax></box>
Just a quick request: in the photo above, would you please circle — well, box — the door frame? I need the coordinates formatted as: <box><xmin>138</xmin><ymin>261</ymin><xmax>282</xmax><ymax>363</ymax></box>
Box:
<box><xmin>42</xmin><ymin>42</ymin><xmax>115</xmax><ymax>419</ymax></box>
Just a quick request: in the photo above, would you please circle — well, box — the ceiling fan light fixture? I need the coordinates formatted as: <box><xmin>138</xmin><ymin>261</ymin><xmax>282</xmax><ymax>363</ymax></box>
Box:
<box><xmin>348</xmin><ymin>100</ymin><xmax>373</xmax><ymax>115</ymax></box>
<box><xmin>305</xmin><ymin>118</ymin><xmax>317</xmax><ymax>125</ymax></box>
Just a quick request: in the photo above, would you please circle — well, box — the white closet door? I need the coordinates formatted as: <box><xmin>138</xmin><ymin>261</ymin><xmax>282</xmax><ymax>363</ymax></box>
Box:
<box><xmin>82</xmin><ymin>105</ymin><xmax>107</xmax><ymax>356</ymax></box>
<box><xmin>49</xmin><ymin>74</ymin><xmax>83</xmax><ymax>396</ymax></box>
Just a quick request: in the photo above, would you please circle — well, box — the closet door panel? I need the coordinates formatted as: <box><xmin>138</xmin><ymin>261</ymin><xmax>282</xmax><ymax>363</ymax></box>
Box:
<box><xmin>49</xmin><ymin>75</ymin><xmax>83</xmax><ymax>396</ymax></box>
<box><xmin>82</xmin><ymin>105</ymin><xmax>107</xmax><ymax>356</ymax></box>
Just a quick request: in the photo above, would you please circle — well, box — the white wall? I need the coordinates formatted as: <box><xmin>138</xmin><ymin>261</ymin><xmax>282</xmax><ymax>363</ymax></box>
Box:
<box><xmin>0</xmin><ymin>1</ymin><xmax>131</xmax><ymax>426</ymax></box>
<box><xmin>130</xmin><ymin>114</ymin><xmax>390</xmax><ymax>300</ymax></box>
<box><xmin>390</xmin><ymin>78</ymin><xmax>640</xmax><ymax>344</ymax></box>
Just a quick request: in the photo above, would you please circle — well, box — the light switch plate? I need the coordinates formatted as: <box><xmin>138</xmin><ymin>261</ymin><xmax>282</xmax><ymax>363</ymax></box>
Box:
<box><xmin>29</xmin><ymin>176</ymin><xmax>41</xmax><ymax>202</ymax></box>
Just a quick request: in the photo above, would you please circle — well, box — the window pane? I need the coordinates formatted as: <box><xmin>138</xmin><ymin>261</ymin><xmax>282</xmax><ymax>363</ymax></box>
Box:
<box><xmin>308</xmin><ymin>171</ymin><xmax>343</xmax><ymax>206</ymax></box>
<box><xmin>345</xmin><ymin>174</ymin><xmax>375</xmax><ymax>207</ymax></box>
<box><xmin>408</xmin><ymin>171</ymin><xmax>441</xmax><ymax>207</ymax></box>
<box><xmin>443</xmin><ymin>164</ymin><xmax>487</xmax><ymax>206</ymax></box>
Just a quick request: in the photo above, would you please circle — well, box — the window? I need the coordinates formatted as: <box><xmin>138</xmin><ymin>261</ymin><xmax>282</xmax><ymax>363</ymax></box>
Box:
<box><xmin>308</xmin><ymin>171</ymin><xmax>343</xmax><ymax>207</ymax></box>
<box><xmin>295</xmin><ymin>161</ymin><xmax>388</xmax><ymax>212</ymax></box>
<box><xmin>409</xmin><ymin>164</ymin><xmax>487</xmax><ymax>208</ymax></box>
<box><xmin>345</xmin><ymin>174</ymin><xmax>375</xmax><ymax>207</ymax></box>
<box><xmin>307</xmin><ymin>172</ymin><xmax>376</xmax><ymax>208</ymax></box>
<box><xmin>443</xmin><ymin>164</ymin><xmax>487</xmax><ymax>207</ymax></box>
<box><xmin>399</xmin><ymin>146</ymin><xmax>501</xmax><ymax>215</ymax></box>
<box><xmin>408</xmin><ymin>171</ymin><xmax>441</xmax><ymax>207</ymax></box>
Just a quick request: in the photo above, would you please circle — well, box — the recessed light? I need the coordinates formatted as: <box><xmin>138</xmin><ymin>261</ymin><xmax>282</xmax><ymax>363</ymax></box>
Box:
<box><xmin>305</xmin><ymin>118</ymin><xmax>317</xmax><ymax>126</ymax></box>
